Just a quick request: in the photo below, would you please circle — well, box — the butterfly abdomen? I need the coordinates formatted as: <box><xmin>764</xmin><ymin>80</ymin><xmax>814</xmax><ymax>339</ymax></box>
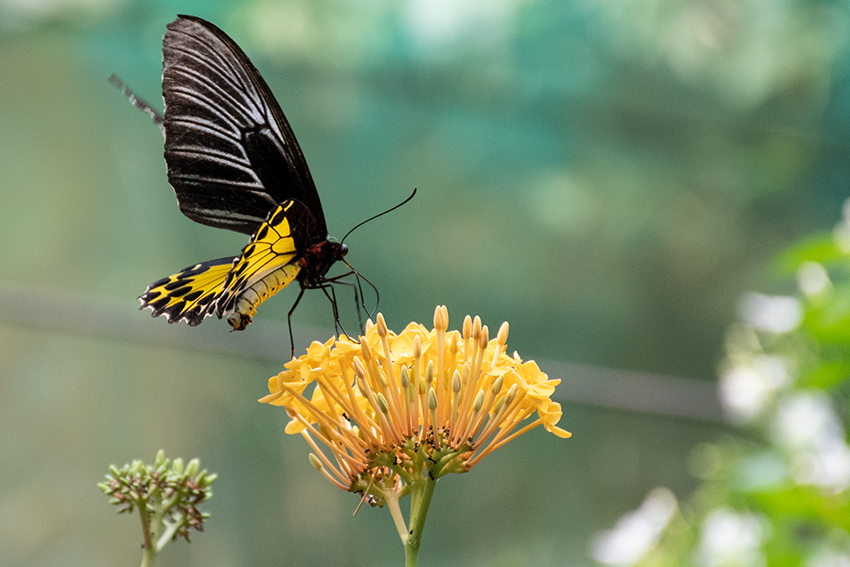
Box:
<box><xmin>223</xmin><ymin>262</ymin><xmax>302</xmax><ymax>330</ymax></box>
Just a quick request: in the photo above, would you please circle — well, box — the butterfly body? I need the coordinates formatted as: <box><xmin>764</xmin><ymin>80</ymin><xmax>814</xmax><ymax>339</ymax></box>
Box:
<box><xmin>223</xmin><ymin>239</ymin><xmax>347</xmax><ymax>330</ymax></box>
<box><xmin>216</xmin><ymin>200</ymin><xmax>348</xmax><ymax>331</ymax></box>
<box><xmin>136</xmin><ymin>15</ymin><xmax>348</xmax><ymax>336</ymax></box>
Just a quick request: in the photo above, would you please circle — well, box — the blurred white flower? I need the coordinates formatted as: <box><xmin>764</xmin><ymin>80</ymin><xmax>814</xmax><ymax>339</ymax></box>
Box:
<box><xmin>739</xmin><ymin>293</ymin><xmax>802</xmax><ymax>334</ymax></box>
<box><xmin>590</xmin><ymin>487</ymin><xmax>677</xmax><ymax>567</ymax></box>
<box><xmin>797</xmin><ymin>261</ymin><xmax>831</xmax><ymax>298</ymax></box>
<box><xmin>719</xmin><ymin>355</ymin><xmax>791</xmax><ymax>423</ymax></box>
<box><xmin>772</xmin><ymin>391</ymin><xmax>850</xmax><ymax>492</ymax></box>
<box><xmin>773</xmin><ymin>392</ymin><xmax>842</xmax><ymax>450</ymax></box>
<box><xmin>694</xmin><ymin>508</ymin><xmax>767</xmax><ymax>567</ymax></box>
<box><xmin>794</xmin><ymin>438</ymin><xmax>850</xmax><ymax>493</ymax></box>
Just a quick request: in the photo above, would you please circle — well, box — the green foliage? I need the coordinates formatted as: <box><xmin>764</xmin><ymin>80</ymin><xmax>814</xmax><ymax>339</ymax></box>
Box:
<box><xmin>594</xmin><ymin>208</ymin><xmax>850</xmax><ymax>566</ymax></box>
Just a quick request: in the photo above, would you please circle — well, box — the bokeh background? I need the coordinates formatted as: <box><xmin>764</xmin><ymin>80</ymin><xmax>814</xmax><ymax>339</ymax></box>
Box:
<box><xmin>2</xmin><ymin>0</ymin><xmax>849</xmax><ymax>565</ymax></box>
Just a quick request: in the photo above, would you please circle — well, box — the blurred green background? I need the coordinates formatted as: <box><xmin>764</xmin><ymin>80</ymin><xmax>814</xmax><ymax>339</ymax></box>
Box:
<box><xmin>1</xmin><ymin>0</ymin><xmax>848</xmax><ymax>565</ymax></box>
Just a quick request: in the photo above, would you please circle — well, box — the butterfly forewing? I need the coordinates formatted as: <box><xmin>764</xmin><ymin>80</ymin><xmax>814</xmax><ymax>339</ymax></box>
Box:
<box><xmin>163</xmin><ymin>15</ymin><xmax>327</xmax><ymax>236</ymax></box>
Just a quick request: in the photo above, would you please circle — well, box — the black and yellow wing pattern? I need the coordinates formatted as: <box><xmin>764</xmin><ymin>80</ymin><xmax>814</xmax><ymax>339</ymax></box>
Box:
<box><xmin>137</xmin><ymin>15</ymin><xmax>347</xmax><ymax>333</ymax></box>
<box><xmin>139</xmin><ymin>257</ymin><xmax>232</xmax><ymax>325</ymax></box>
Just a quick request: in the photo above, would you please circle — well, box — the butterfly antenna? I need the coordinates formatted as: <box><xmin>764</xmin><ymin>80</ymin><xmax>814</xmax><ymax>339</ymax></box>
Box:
<box><xmin>340</xmin><ymin>188</ymin><xmax>417</xmax><ymax>245</ymax></box>
<box><xmin>109</xmin><ymin>74</ymin><xmax>165</xmax><ymax>131</ymax></box>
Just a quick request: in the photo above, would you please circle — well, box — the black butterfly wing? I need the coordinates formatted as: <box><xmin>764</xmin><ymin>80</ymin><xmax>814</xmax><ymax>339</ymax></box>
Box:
<box><xmin>162</xmin><ymin>15</ymin><xmax>327</xmax><ymax>237</ymax></box>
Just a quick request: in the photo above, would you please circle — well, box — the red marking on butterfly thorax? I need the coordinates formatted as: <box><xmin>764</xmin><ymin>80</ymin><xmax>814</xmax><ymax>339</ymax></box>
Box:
<box><xmin>298</xmin><ymin>240</ymin><xmax>348</xmax><ymax>286</ymax></box>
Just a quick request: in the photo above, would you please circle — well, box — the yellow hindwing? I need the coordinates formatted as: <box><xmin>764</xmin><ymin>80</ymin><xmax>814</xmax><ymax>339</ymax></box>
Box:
<box><xmin>140</xmin><ymin>201</ymin><xmax>307</xmax><ymax>328</ymax></box>
<box><xmin>217</xmin><ymin>201</ymin><xmax>304</xmax><ymax>328</ymax></box>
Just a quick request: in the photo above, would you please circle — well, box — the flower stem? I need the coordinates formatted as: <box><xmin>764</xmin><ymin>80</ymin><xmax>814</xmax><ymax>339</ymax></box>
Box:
<box><xmin>385</xmin><ymin>491</ymin><xmax>409</xmax><ymax>544</ymax></box>
<box><xmin>141</xmin><ymin>546</ymin><xmax>156</xmax><ymax>567</ymax></box>
<box><xmin>404</xmin><ymin>477</ymin><xmax>436</xmax><ymax>567</ymax></box>
<box><xmin>138</xmin><ymin>502</ymin><xmax>156</xmax><ymax>567</ymax></box>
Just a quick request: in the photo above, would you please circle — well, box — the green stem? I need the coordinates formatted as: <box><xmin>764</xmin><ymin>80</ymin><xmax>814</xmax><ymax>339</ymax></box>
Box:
<box><xmin>141</xmin><ymin>546</ymin><xmax>156</xmax><ymax>567</ymax></box>
<box><xmin>157</xmin><ymin>517</ymin><xmax>182</xmax><ymax>551</ymax></box>
<box><xmin>404</xmin><ymin>477</ymin><xmax>436</xmax><ymax>567</ymax></box>
<box><xmin>138</xmin><ymin>503</ymin><xmax>156</xmax><ymax>567</ymax></box>
<box><xmin>385</xmin><ymin>491</ymin><xmax>409</xmax><ymax>545</ymax></box>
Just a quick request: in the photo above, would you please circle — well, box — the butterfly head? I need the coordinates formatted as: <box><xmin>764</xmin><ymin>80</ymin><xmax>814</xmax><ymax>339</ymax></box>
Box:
<box><xmin>298</xmin><ymin>240</ymin><xmax>348</xmax><ymax>287</ymax></box>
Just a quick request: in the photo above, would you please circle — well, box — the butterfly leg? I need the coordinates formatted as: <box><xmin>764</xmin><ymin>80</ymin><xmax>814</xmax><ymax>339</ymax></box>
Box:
<box><xmin>314</xmin><ymin>277</ymin><xmax>368</xmax><ymax>340</ymax></box>
<box><xmin>341</xmin><ymin>260</ymin><xmax>380</xmax><ymax>320</ymax></box>
<box><xmin>331</xmin><ymin>273</ymin><xmax>366</xmax><ymax>330</ymax></box>
<box><xmin>352</xmin><ymin>272</ymin><xmax>372</xmax><ymax>324</ymax></box>
<box><xmin>321</xmin><ymin>267</ymin><xmax>379</xmax><ymax>330</ymax></box>
<box><xmin>287</xmin><ymin>286</ymin><xmax>308</xmax><ymax>358</ymax></box>
<box><xmin>318</xmin><ymin>283</ymin><xmax>346</xmax><ymax>338</ymax></box>
<box><xmin>307</xmin><ymin>279</ymin><xmax>357</xmax><ymax>342</ymax></box>
<box><xmin>351</xmin><ymin>278</ymin><xmax>364</xmax><ymax>332</ymax></box>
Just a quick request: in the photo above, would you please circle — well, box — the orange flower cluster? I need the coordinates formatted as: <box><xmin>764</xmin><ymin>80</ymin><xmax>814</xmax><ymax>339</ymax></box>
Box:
<box><xmin>260</xmin><ymin>306</ymin><xmax>570</xmax><ymax>494</ymax></box>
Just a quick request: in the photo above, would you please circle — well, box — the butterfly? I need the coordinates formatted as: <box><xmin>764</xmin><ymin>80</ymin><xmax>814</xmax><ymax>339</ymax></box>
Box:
<box><xmin>120</xmin><ymin>15</ymin><xmax>361</xmax><ymax>352</ymax></box>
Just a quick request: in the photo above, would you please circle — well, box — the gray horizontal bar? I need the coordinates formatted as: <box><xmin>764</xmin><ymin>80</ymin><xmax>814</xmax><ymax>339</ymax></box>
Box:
<box><xmin>0</xmin><ymin>284</ymin><xmax>724</xmax><ymax>422</ymax></box>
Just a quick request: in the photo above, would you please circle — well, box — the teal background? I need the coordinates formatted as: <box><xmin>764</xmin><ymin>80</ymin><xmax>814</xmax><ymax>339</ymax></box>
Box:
<box><xmin>1</xmin><ymin>0</ymin><xmax>847</xmax><ymax>565</ymax></box>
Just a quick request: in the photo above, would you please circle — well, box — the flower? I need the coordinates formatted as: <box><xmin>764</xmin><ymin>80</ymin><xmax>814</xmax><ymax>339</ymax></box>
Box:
<box><xmin>738</xmin><ymin>292</ymin><xmax>803</xmax><ymax>334</ymax></box>
<box><xmin>98</xmin><ymin>450</ymin><xmax>217</xmax><ymax>562</ymax></box>
<box><xmin>259</xmin><ymin>306</ymin><xmax>570</xmax><ymax>499</ymax></box>
<box><xmin>590</xmin><ymin>487</ymin><xmax>678</xmax><ymax>567</ymax></box>
<box><xmin>694</xmin><ymin>508</ymin><xmax>768</xmax><ymax>567</ymax></box>
<box><xmin>719</xmin><ymin>355</ymin><xmax>792</xmax><ymax>424</ymax></box>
